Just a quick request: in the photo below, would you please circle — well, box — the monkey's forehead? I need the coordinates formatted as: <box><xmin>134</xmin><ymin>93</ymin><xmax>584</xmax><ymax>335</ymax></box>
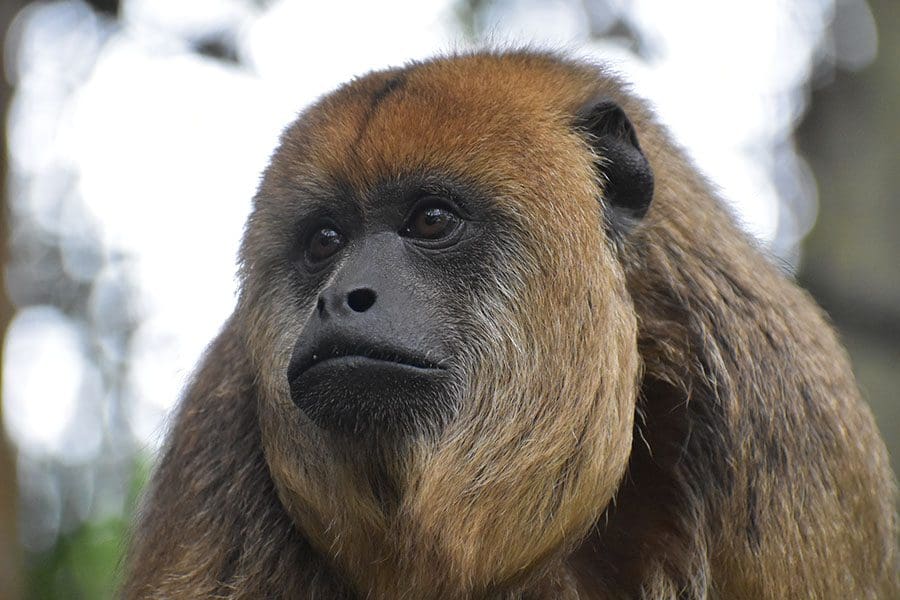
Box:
<box><xmin>262</xmin><ymin>52</ymin><xmax>623</xmax><ymax>197</ymax></box>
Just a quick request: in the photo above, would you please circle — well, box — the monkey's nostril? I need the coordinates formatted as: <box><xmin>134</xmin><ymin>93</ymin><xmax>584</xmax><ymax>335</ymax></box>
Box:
<box><xmin>347</xmin><ymin>288</ymin><xmax>377</xmax><ymax>313</ymax></box>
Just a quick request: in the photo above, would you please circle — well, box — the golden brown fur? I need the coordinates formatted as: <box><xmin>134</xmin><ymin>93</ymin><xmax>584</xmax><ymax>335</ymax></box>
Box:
<box><xmin>122</xmin><ymin>51</ymin><xmax>898</xmax><ymax>599</ymax></box>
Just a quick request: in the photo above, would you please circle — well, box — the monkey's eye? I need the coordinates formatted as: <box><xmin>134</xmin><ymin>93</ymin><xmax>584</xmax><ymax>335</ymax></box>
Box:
<box><xmin>401</xmin><ymin>202</ymin><xmax>461</xmax><ymax>241</ymax></box>
<box><xmin>306</xmin><ymin>226</ymin><xmax>345</xmax><ymax>262</ymax></box>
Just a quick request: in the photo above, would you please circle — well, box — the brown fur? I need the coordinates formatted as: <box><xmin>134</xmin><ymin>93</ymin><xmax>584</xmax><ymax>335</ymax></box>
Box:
<box><xmin>122</xmin><ymin>51</ymin><xmax>898</xmax><ymax>599</ymax></box>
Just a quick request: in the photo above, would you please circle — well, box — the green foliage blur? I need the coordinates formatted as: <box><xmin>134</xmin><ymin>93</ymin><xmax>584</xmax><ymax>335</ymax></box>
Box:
<box><xmin>24</xmin><ymin>460</ymin><xmax>147</xmax><ymax>600</ymax></box>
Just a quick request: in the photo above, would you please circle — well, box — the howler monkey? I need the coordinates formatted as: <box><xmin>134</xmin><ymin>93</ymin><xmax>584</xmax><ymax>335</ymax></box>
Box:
<box><xmin>122</xmin><ymin>51</ymin><xmax>898</xmax><ymax>599</ymax></box>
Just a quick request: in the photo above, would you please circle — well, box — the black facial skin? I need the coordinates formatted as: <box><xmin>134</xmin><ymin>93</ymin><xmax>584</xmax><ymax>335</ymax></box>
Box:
<box><xmin>286</xmin><ymin>177</ymin><xmax>490</xmax><ymax>438</ymax></box>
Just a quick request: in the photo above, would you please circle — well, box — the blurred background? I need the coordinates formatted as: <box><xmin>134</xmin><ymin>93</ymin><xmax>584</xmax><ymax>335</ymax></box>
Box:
<box><xmin>0</xmin><ymin>0</ymin><xmax>896</xmax><ymax>597</ymax></box>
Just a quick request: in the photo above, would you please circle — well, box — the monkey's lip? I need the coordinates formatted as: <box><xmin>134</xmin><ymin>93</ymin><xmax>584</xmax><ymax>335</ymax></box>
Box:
<box><xmin>288</xmin><ymin>343</ymin><xmax>446</xmax><ymax>383</ymax></box>
<box><xmin>308</xmin><ymin>355</ymin><xmax>440</xmax><ymax>374</ymax></box>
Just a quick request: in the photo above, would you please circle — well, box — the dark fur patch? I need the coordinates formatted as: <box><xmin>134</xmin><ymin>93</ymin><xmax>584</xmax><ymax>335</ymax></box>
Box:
<box><xmin>370</xmin><ymin>75</ymin><xmax>407</xmax><ymax>111</ymax></box>
<box><xmin>351</xmin><ymin>74</ymin><xmax>409</xmax><ymax>150</ymax></box>
<box><xmin>746</xmin><ymin>477</ymin><xmax>761</xmax><ymax>550</ymax></box>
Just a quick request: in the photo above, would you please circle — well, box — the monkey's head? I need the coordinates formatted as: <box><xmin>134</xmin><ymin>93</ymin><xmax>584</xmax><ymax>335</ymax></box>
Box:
<box><xmin>236</xmin><ymin>52</ymin><xmax>653</xmax><ymax>593</ymax></box>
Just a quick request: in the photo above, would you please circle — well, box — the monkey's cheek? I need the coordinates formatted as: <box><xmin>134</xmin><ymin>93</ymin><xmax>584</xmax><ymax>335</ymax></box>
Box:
<box><xmin>288</xmin><ymin>359</ymin><xmax>452</xmax><ymax>437</ymax></box>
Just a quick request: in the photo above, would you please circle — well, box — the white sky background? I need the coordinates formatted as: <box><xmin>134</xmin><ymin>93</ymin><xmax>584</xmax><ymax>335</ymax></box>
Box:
<box><xmin>3</xmin><ymin>0</ymin><xmax>873</xmax><ymax>486</ymax></box>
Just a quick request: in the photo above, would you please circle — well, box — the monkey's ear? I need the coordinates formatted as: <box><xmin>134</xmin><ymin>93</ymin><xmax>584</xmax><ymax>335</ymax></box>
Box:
<box><xmin>574</xmin><ymin>98</ymin><xmax>654</xmax><ymax>232</ymax></box>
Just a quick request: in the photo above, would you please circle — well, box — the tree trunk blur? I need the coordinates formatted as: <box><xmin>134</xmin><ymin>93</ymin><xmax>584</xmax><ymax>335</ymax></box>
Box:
<box><xmin>797</xmin><ymin>0</ymin><xmax>900</xmax><ymax>475</ymax></box>
<box><xmin>1</xmin><ymin>1</ymin><xmax>29</xmax><ymax>597</ymax></box>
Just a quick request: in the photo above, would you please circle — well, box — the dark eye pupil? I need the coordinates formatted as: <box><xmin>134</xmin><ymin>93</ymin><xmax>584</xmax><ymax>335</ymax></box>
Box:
<box><xmin>413</xmin><ymin>207</ymin><xmax>454</xmax><ymax>238</ymax></box>
<box><xmin>308</xmin><ymin>228</ymin><xmax>343</xmax><ymax>260</ymax></box>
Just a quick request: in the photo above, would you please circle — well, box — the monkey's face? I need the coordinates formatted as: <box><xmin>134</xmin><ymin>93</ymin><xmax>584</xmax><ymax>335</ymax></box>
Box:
<box><xmin>281</xmin><ymin>174</ymin><xmax>501</xmax><ymax>438</ymax></box>
<box><xmin>236</xmin><ymin>55</ymin><xmax>648</xmax><ymax>590</ymax></box>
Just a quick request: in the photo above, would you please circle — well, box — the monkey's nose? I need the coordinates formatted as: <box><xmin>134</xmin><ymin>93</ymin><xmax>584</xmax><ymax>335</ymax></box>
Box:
<box><xmin>346</xmin><ymin>288</ymin><xmax>376</xmax><ymax>313</ymax></box>
<box><xmin>317</xmin><ymin>286</ymin><xmax>378</xmax><ymax>316</ymax></box>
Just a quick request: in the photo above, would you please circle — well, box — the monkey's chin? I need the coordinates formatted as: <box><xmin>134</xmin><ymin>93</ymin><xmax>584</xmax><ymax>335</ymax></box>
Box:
<box><xmin>289</xmin><ymin>356</ymin><xmax>452</xmax><ymax>438</ymax></box>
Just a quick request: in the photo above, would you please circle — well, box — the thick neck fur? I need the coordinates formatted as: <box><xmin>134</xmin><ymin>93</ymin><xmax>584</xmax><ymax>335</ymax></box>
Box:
<box><xmin>254</xmin><ymin>251</ymin><xmax>640</xmax><ymax>597</ymax></box>
<box><xmin>573</xmin><ymin>133</ymin><xmax>898</xmax><ymax>598</ymax></box>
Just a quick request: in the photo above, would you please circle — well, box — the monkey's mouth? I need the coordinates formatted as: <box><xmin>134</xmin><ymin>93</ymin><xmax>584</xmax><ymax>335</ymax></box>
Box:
<box><xmin>287</xmin><ymin>341</ymin><xmax>446</xmax><ymax>382</ymax></box>
<box><xmin>286</xmin><ymin>335</ymin><xmax>451</xmax><ymax>436</ymax></box>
